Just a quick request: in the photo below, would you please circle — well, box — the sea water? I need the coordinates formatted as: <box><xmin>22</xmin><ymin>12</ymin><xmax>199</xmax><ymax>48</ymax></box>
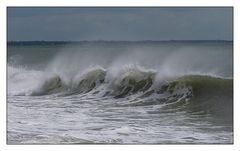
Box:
<box><xmin>7</xmin><ymin>41</ymin><xmax>233</xmax><ymax>144</ymax></box>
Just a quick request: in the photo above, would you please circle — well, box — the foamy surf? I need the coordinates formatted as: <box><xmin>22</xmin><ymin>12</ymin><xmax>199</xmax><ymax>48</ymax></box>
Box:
<box><xmin>7</xmin><ymin>41</ymin><xmax>233</xmax><ymax>144</ymax></box>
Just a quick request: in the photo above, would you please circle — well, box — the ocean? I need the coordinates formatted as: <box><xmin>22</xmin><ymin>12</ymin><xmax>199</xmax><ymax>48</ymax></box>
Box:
<box><xmin>7</xmin><ymin>41</ymin><xmax>233</xmax><ymax>144</ymax></box>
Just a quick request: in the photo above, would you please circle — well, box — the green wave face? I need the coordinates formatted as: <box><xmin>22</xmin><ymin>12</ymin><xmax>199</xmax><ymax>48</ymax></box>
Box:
<box><xmin>112</xmin><ymin>70</ymin><xmax>155</xmax><ymax>98</ymax></box>
<box><xmin>163</xmin><ymin>75</ymin><xmax>233</xmax><ymax>121</ymax></box>
<box><xmin>32</xmin><ymin>75</ymin><xmax>64</xmax><ymax>95</ymax></box>
<box><xmin>76</xmin><ymin>69</ymin><xmax>106</xmax><ymax>93</ymax></box>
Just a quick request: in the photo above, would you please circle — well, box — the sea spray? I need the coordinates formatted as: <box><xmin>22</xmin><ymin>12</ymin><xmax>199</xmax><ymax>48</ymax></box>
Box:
<box><xmin>8</xmin><ymin>41</ymin><xmax>233</xmax><ymax>144</ymax></box>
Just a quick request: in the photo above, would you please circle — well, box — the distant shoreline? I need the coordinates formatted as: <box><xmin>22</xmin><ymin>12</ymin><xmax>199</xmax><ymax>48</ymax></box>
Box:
<box><xmin>7</xmin><ymin>40</ymin><xmax>233</xmax><ymax>46</ymax></box>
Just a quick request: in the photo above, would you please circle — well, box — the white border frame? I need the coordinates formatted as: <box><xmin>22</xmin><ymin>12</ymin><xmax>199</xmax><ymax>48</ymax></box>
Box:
<box><xmin>1</xmin><ymin>0</ymin><xmax>239</xmax><ymax>151</ymax></box>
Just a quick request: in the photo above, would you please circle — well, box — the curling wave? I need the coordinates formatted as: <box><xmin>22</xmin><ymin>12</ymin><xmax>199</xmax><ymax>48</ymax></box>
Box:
<box><xmin>8</xmin><ymin>65</ymin><xmax>233</xmax><ymax>118</ymax></box>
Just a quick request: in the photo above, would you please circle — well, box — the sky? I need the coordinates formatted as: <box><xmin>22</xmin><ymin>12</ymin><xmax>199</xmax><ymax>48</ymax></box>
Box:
<box><xmin>7</xmin><ymin>7</ymin><xmax>233</xmax><ymax>41</ymax></box>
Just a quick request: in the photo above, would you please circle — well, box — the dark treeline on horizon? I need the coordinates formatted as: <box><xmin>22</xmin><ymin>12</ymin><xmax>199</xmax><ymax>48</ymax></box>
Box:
<box><xmin>7</xmin><ymin>40</ymin><xmax>233</xmax><ymax>46</ymax></box>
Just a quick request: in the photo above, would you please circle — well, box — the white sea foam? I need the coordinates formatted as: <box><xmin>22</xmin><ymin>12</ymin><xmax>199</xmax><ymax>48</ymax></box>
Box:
<box><xmin>7</xmin><ymin>41</ymin><xmax>233</xmax><ymax>144</ymax></box>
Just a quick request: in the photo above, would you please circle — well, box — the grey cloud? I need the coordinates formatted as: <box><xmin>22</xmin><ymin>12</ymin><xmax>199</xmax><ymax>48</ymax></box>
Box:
<box><xmin>7</xmin><ymin>7</ymin><xmax>233</xmax><ymax>41</ymax></box>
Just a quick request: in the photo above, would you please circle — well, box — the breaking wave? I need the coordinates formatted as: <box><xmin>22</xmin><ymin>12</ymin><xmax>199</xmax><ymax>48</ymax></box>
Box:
<box><xmin>8</xmin><ymin>64</ymin><xmax>232</xmax><ymax>117</ymax></box>
<box><xmin>7</xmin><ymin>41</ymin><xmax>233</xmax><ymax>144</ymax></box>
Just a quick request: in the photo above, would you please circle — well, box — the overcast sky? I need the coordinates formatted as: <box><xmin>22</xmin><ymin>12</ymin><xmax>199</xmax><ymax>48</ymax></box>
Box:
<box><xmin>7</xmin><ymin>7</ymin><xmax>233</xmax><ymax>41</ymax></box>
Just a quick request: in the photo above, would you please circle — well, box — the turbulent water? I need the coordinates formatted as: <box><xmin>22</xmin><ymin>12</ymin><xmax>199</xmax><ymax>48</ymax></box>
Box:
<box><xmin>7</xmin><ymin>41</ymin><xmax>233</xmax><ymax>144</ymax></box>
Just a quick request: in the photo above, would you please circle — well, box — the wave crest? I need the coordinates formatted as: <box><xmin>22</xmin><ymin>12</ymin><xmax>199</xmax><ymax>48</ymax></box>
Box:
<box><xmin>8</xmin><ymin>66</ymin><xmax>233</xmax><ymax>112</ymax></box>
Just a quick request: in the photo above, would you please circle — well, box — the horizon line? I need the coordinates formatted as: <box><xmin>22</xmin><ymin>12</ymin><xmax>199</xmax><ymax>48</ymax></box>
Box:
<box><xmin>7</xmin><ymin>40</ymin><xmax>233</xmax><ymax>42</ymax></box>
